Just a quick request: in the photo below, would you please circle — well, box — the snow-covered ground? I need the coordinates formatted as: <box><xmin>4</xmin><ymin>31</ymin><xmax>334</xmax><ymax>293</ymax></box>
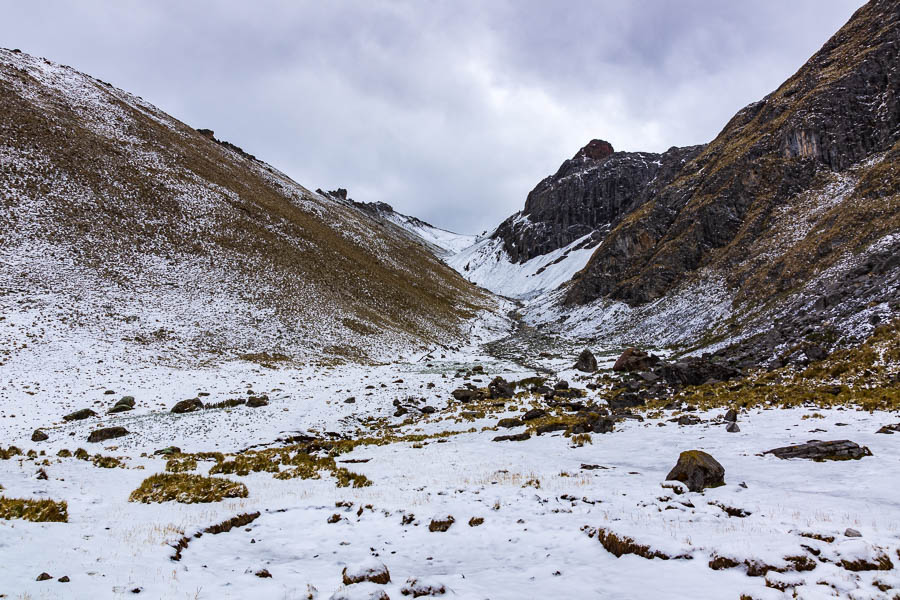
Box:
<box><xmin>2</xmin><ymin>307</ymin><xmax>899</xmax><ymax>599</ymax></box>
<box><xmin>381</xmin><ymin>211</ymin><xmax>477</xmax><ymax>257</ymax></box>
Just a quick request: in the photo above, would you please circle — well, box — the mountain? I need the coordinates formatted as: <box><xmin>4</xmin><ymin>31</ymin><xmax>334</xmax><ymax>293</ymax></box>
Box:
<box><xmin>464</xmin><ymin>0</ymin><xmax>900</xmax><ymax>362</ymax></box>
<box><xmin>0</xmin><ymin>48</ymin><xmax>491</xmax><ymax>367</ymax></box>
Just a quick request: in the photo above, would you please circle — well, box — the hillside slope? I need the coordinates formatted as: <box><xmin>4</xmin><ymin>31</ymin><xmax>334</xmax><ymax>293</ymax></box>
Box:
<box><xmin>0</xmin><ymin>49</ymin><xmax>492</xmax><ymax>367</ymax></box>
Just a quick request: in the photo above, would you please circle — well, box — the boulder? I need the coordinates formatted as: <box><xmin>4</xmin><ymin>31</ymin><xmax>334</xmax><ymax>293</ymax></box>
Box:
<box><xmin>31</xmin><ymin>429</ymin><xmax>49</xmax><ymax>442</ymax></box>
<box><xmin>451</xmin><ymin>388</ymin><xmax>482</xmax><ymax>403</ymax></box>
<box><xmin>246</xmin><ymin>396</ymin><xmax>269</xmax><ymax>408</ymax></box>
<box><xmin>522</xmin><ymin>408</ymin><xmax>546</xmax><ymax>421</ymax></box>
<box><xmin>63</xmin><ymin>408</ymin><xmax>96</xmax><ymax>421</ymax></box>
<box><xmin>108</xmin><ymin>396</ymin><xmax>135</xmax><ymax>414</ymax></box>
<box><xmin>763</xmin><ymin>440</ymin><xmax>872</xmax><ymax>461</ymax></box>
<box><xmin>724</xmin><ymin>408</ymin><xmax>737</xmax><ymax>422</ymax></box>
<box><xmin>575</xmin><ymin>349</ymin><xmax>598</xmax><ymax>372</ymax></box>
<box><xmin>496</xmin><ymin>418</ymin><xmax>523</xmax><ymax>429</ymax></box>
<box><xmin>487</xmin><ymin>377</ymin><xmax>515</xmax><ymax>399</ymax></box>
<box><xmin>87</xmin><ymin>426</ymin><xmax>129</xmax><ymax>443</ymax></box>
<box><xmin>493</xmin><ymin>432</ymin><xmax>530</xmax><ymax>442</ymax></box>
<box><xmin>612</xmin><ymin>348</ymin><xmax>660</xmax><ymax>372</ymax></box>
<box><xmin>666</xmin><ymin>450</ymin><xmax>725</xmax><ymax>492</ymax></box>
<box><xmin>726</xmin><ymin>422</ymin><xmax>740</xmax><ymax>433</ymax></box>
<box><xmin>171</xmin><ymin>398</ymin><xmax>204</xmax><ymax>414</ymax></box>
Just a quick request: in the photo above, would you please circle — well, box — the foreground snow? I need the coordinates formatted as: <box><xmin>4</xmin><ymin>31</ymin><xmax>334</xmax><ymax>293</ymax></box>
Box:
<box><xmin>1</xmin><ymin>314</ymin><xmax>898</xmax><ymax>599</ymax></box>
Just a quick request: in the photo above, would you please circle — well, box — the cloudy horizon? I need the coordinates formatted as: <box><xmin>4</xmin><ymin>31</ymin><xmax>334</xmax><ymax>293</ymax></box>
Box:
<box><xmin>1</xmin><ymin>0</ymin><xmax>864</xmax><ymax>234</ymax></box>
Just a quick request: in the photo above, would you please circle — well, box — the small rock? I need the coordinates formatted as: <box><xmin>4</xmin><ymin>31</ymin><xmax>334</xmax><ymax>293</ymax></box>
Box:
<box><xmin>36</xmin><ymin>572</ymin><xmax>52</xmax><ymax>581</ymax></box>
<box><xmin>428</xmin><ymin>516</ymin><xmax>455</xmax><ymax>532</ymax></box>
<box><xmin>87</xmin><ymin>426</ymin><xmax>129</xmax><ymax>443</ymax></box>
<box><xmin>255</xmin><ymin>569</ymin><xmax>272</xmax><ymax>578</ymax></box>
<box><xmin>726</xmin><ymin>422</ymin><xmax>740</xmax><ymax>433</ymax></box>
<box><xmin>575</xmin><ymin>349</ymin><xmax>597</xmax><ymax>373</ymax></box>
<box><xmin>522</xmin><ymin>408</ymin><xmax>546</xmax><ymax>421</ymax></box>
<box><xmin>63</xmin><ymin>408</ymin><xmax>97</xmax><ymax>421</ymax></box>
<box><xmin>844</xmin><ymin>528</ymin><xmax>862</xmax><ymax>538</ymax></box>
<box><xmin>421</xmin><ymin>405</ymin><xmax>436</xmax><ymax>414</ymax></box>
<box><xmin>246</xmin><ymin>396</ymin><xmax>269</xmax><ymax>408</ymax></box>
<box><xmin>344</xmin><ymin>397</ymin><xmax>356</xmax><ymax>404</ymax></box>
<box><xmin>31</xmin><ymin>429</ymin><xmax>49</xmax><ymax>442</ymax></box>
<box><xmin>554</xmin><ymin>380</ymin><xmax>569</xmax><ymax>390</ymax></box>
<box><xmin>153</xmin><ymin>446</ymin><xmax>181</xmax><ymax>456</ymax></box>
<box><xmin>58</xmin><ymin>576</ymin><xmax>70</xmax><ymax>583</ymax></box>
<box><xmin>171</xmin><ymin>398</ymin><xmax>204</xmax><ymax>414</ymax></box>
<box><xmin>724</xmin><ymin>408</ymin><xmax>737</xmax><ymax>422</ymax></box>
<box><xmin>496</xmin><ymin>418</ymin><xmax>523</xmax><ymax>428</ymax></box>
<box><xmin>666</xmin><ymin>450</ymin><xmax>725</xmax><ymax>492</ymax></box>
<box><xmin>492</xmin><ymin>432</ymin><xmax>530</xmax><ymax>442</ymax></box>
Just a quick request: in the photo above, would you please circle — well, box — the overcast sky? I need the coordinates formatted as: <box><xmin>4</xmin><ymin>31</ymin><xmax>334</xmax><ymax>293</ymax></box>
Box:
<box><xmin>2</xmin><ymin>1</ymin><xmax>864</xmax><ymax>233</ymax></box>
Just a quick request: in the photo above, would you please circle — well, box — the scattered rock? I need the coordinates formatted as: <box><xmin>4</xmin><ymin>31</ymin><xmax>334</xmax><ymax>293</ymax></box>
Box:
<box><xmin>724</xmin><ymin>408</ymin><xmax>737</xmax><ymax>422</ymax></box>
<box><xmin>31</xmin><ymin>429</ymin><xmax>48</xmax><ymax>442</ymax></box>
<box><xmin>574</xmin><ymin>349</ymin><xmax>597</xmax><ymax>372</ymax></box>
<box><xmin>246</xmin><ymin>396</ymin><xmax>269</xmax><ymax>408</ymax></box>
<box><xmin>342</xmin><ymin>559</ymin><xmax>391</xmax><ymax>584</ymax></box>
<box><xmin>255</xmin><ymin>569</ymin><xmax>272</xmax><ymax>578</ymax></box>
<box><xmin>492</xmin><ymin>432</ymin><xmax>530</xmax><ymax>442</ymax></box>
<box><xmin>522</xmin><ymin>408</ymin><xmax>546</xmax><ymax>421</ymax></box>
<box><xmin>328</xmin><ymin>513</ymin><xmax>341</xmax><ymax>524</ymax></box>
<box><xmin>154</xmin><ymin>446</ymin><xmax>181</xmax><ymax>456</ymax></box>
<box><xmin>344</xmin><ymin>397</ymin><xmax>356</xmax><ymax>404</ymax></box>
<box><xmin>420</xmin><ymin>406</ymin><xmax>436</xmax><ymax>414</ymax></box>
<box><xmin>87</xmin><ymin>426</ymin><xmax>129</xmax><ymax>443</ymax></box>
<box><xmin>58</xmin><ymin>576</ymin><xmax>70</xmax><ymax>582</ymax></box>
<box><xmin>612</xmin><ymin>348</ymin><xmax>660</xmax><ymax>372</ymax></box>
<box><xmin>468</xmin><ymin>517</ymin><xmax>484</xmax><ymax>527</ymax></box>
<box><xmin>36</xmin><ymin>572</ymin><xmax>52</xmax><ymax>581</ymax></box>
<box><xmin>401</xmin><ymin>577</ymin><xmax>446</xmax><ymax>597</ymax></box>
<box><xmin>763</xmin><ymin>440</ymin><xmax>872</xmax><ymax>461</ymax></box>
<box><xmin>496</xmin><ymin>418</ymin><xmax>523</xmax><ymax>428</ymax></box>
<box><xmin>845</xmin><ymin>528</ymin><xmax>862</xmax><ymax>537</ymax></box>
<box><xmin>428</xmin><ymin>516</ymin><xmax>455</xmax><ymax>532</ymax></box>
<box><xmin>666</xmin><ymin>450</ymin><xmax>725</xmax><ymax>492</ymax></box>
<box><xmin>487</xmin><ymin>377</ymin><xmax>514</xmax><ymax>399</ymax></box>
<box><xmin>63</xmin><ymin>408</ymin><xmax>96</xmax><ymax>421</ymax></box>
<box><xmin>554</xmin><ymin>380</ymin><xmax>569</xmax><ymax>390</ymax></box>
<box><xmin>171</xmin><ymin>399</ymin><xmax>204</xmax><ymax>414</ymax></box>
<box><xmin>108</xmin><ymin>396</ymin><xmax>136</xmax><ymax>414</ymax></box>
<box><xmin>726</xmin><ymin>422</ymin><xmax>740</xmax><ymax>433</ymax></box>
<box><xmin>450</xmin><ymin>388</ymin><xmax>482</xmax><ymax>403</ymax></box>
<box><xmin>876</xmin><ymin>423</ymin><xmax>900</xmax><ymax>434</ymax></box>
<box><xmin>677</xmin><ymin>414</ymin><xmax>701</xmax><ymax>426</ymax></box>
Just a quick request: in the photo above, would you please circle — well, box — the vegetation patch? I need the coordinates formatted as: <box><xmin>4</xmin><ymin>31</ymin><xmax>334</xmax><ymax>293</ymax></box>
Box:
<box><xmin>0</xmin><ymin>496</ymin><xmax>68</xmax><ymax>522</ymax></box>
<box><xmin>129</xmin><ymin>473</ymin><xmax>248</xmax><ymax>504</ymax></box>
<box><xmin>584</xmin><ymin>526</ymin><xmax>687</xmax><ymax>560</ymax></box>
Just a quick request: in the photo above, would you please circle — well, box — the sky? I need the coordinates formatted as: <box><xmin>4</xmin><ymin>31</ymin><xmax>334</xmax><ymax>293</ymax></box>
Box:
<box><xmin>1</xmin><ymin>1</ymin><xmax>864</xmax><ymax>234</ymax></box>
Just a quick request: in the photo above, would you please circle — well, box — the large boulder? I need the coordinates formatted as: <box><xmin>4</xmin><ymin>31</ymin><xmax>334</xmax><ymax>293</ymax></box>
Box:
<box><xmin>658</xmin><ymin>358</ymin><xmax>741</xmax><ymax>386</ymax></box>
<box><xmin>575</xmin><ymin>349</ymin><xmax>598</xmax><ymax>372</ymax></box>
<box><xmin>612</xmin><ymin>348</ymin><xmax>660</xmax><ymax>372</ymax></box>
<box><xmin>487</xmin><ymin>377</ymin><xmax>515</xmax><ymax>399</ymax></box>
<box><xmin>666</xmin><ymin>450</ymin><xmax>725</xmax><ymax>492</ymax></box>
<box><xmin>451</xmin><ymin>388</ymin><xmax>482</xmax><ymax>403</ymax></box>
<box><xmin>31</xmin><ymin>429</ymin><xmax>49</xmax><ymax>442</ymax></box>
<box><xmin>763</xmin><ymin>440</ymin><xmax>872</xmax><ymax>461</ymax></box>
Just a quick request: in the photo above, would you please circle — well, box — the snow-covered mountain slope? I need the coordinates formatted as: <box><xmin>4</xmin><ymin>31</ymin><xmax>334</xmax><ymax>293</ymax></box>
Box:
<box><xmin>446</xmin><ymin>230</ymin><xmax>600</xmax><ymax>301</ymax></box>
<box><xmin>0</xmin><ymin>48</ymin><xmax>493</xmax><ymax>367</ymax></box>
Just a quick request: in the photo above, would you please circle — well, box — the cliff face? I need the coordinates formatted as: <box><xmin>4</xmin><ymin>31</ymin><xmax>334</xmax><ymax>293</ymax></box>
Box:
<box><xmin>492</xmin><ymin>141</ymin><xmax>704</xmax><ymax>264</ymax></box>
<box><xmin>565</xmin><ymin>0</ymin><xmax>900</xmax><ymax>307</ymax></box>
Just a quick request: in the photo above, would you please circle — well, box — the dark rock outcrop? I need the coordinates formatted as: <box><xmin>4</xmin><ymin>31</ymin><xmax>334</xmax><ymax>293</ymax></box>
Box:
<box><xmin>575</xmin><ymin>349</ymin><xmax>598</xmax><ymax>372</ymax></box>
<box><xmin>63</xmin><ymin>408</ymin><xmax>96</xmax><ymax>421</ymax></box>
<box><xmin>763</xmin><ymin>440</ymin><xmax>872</xmax><ymax>461</ymax></box>
<box><xmin>612</xmin><ymin>348</ymin><xmax>660</xmax><ymax>372</ymax></box>
<box><xmin>87</xmin><ymin>426</ymin><xmax>129</xmax><ymax>443</ymax></box>
<box><xmin>171</xmin><ymin>398</ymin><xmax>204</xmax><ymax>414</ymax></box>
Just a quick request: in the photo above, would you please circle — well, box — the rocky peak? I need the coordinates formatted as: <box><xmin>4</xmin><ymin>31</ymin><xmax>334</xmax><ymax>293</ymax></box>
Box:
<box><xmin>574</xmin><ymin>139</ymin><xmax>614</xmax><ymax>162</ymax></box>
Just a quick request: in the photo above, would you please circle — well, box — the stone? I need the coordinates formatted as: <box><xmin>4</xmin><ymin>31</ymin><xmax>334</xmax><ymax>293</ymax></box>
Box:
<box><xmin>171</xmin><ymin>398</ymin><xmax>204</xmax><ymax>414</ymax></box>
<box><xmin>493</xmin><ymin>432</ymin><xmax>530</xmax><ymax>442</ymax></box>
<box><xmin>420</xmin><ymin>405</ymin><xmax>436</xmax><ymax>414</ymax></box>
<box><xmin>763</xmin><ymin>440</ymin><xmax>872</xmax><ymax>461</ymax></box>
<box><xmin>575</xmin><ymin>349</ymin><xmax>598</xmax><ymax>372</ymax></box>
<box><xmin>678</xmin><ymin>415</ymin><xmax>701</xmax><ymax>426</ymax></box>
<box><xmin>36</xmin><ymin>572</ymin><xmax>52</xmax><ymax>581</ymax></box>
<box><xmin>845</xmin><ymin>528</ymin><xmax>862</xmax><ymax>538</ymax></box>
<box><xmin>87</xmin><ymin>426</ymin><xmax>129</xmax><ymax>443</ymax></box>
<box><xmin>344</xmin><ymin>397</ymin><xmax>356</xmax><ymax>404</ymax></box>
<box><xmin>496</xmin><ymin>418</ymin><xmax>523</xmax><ymax>429</ymax></box>
<box><xmin>612</xmin><ymin>348</ymin><xmax>660</xmax><ymax>372</ymax></box>
<box><xmin>522</xmin><ymin>408</ymin><xmax>546</xmax><ymax>421</ymax></box>
<box><xmin>724</xmin><ymin>408</ymin><xmax>737</xmax><ymax>422</ymax></box>
<box><xmin>31</xmin><ymin>429</ymin><xmax>48</xmax><ymax>442</ymax></box>
<box><xmin>154</xmin><ymin>446</ymin><xmax>181</xmax><ymax>456</ymax></box>
<box><xmin>58</xmin><ymin>575</ymin><xmax>70</xmax><ymax>582</ymax></box>
<box><xmin>451</xmin><ymin>388</ymin><xmax>481</xmax><ymax>403</ymax></box>
<box><xmin>428</xmin><ymin>516</ymin><xmax>455</xmax><ymax>532</ymax></box>
<box><xmin>254</xmin><ymin>569</ymin><xmax>272</xmax><ymax>578</ymax></box>
<box><xmin>726</xmin><ymin>422</ymin><xmax>740</xmax><ymax>433</ymax></box>
<box><xmin>63</xmin><ymin>408</ymin><xmax>96</xmax><ymax>421</ymax></box>
<box><xmin>246</xmin><ymin>396</ymin><xmax>269</xmax><ymax>408</ymax></box>
<box><xmin>666</xmin><ymin>450</ymin><xmax>725</xmax><ymax>492</ymax></box>
<box><xmin>488</xmin><ymin>376</ymin><xmax>515</xmax><ymax>399</ymax></box>
<box><xmin>876</xmin><ymin>423</ymin><xmax>900</xmax><ymax>434</ymax></box>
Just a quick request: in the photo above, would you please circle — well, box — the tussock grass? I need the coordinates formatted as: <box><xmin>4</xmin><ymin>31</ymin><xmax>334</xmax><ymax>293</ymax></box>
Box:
<box><xmin>129</xmin><ymin>473</ymin><xmax>248</xmax><ymax>504</ymax></box>
<box><xmin>0</xmin><ymin>496</ymin><xmax>68</xmax><ymax>522</ymax></box>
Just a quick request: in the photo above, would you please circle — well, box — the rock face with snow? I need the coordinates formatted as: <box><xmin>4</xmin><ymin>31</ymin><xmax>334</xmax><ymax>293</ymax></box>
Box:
<box><xmin>492</xmin><ymin>141</ymin><xmax>704</xmax><ymax>264</ymax></box>
<box><xmin>0</xmin><ymin>49</ymin><xmax>490</xmax><ymax>365</ymax></box>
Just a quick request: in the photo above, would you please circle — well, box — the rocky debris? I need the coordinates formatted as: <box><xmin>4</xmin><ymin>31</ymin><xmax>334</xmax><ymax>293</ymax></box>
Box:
<box><xmin>108</xmin><ymin>396</ymin><xmax>135</xmax><ymax>414</ymax></box>
<box><xmin>401</xmin><ymin>577</ymin><xmax>446</xmax><ymax>597</ymax></box>
<box><xmin>31</xmin><ymin>429</ymin><xmax>48</xmax><ymax>442</ymax></box>
<box><xmin>255</xmin><ymin>569</ymin><xmax>272</xmax><ymax>578</ymax></box>
<box><xmin>493</xmin><ymin>432</ymin><xmax>530</xmax><ymax>442</ymax></box>
<box><xmin>87</xmin><ymin>426</ymin><xmax>129</xmax><ymax>443</ymax></box>
<box><xmin>575</xmin><ymin>349</ymin><xmax>597</xmax><ymax>373</ymax></box>
<box><xmin>763</xmin><ymin>440</ymin><xmax>872</xmax><ymax>461</ymax></box>
<box><xmin>657</xmin><ymin>358</ymin><xmax>741</xmax><ymax>387</ymax></box>
<box><xmin>726</xmin><ymin>422</ymin><xmax>740</xmax><ymax>433</ymax></box>
<box><xmin>845</xmin><ymin>528</ymin><xmax>862</xmax><ymax>538</ymax></box>
<box><xmin>876</xmin><ymin>423</ymin><xmax>900</xmax><ymax>434</ymax></box>
<box><xmin>171</xmin><ymin>398</ymin><xmax>204</xmax><ymax>414</ymax></box>
<box><xmin>666</xmin><ymin>451</ymin><xmax>725</xmax><ymax>492</ymax></box>
<box><xmin>450</xmin><ymin>388</ymin><xmax>482</xmax><ymax>403</ymax></box>
<box><xmin>63</xmin><ymin>408</ymin><xmax>96</xmax><ymax>421</ymax></box>
<box><xmin>36</xmin><ymin>572</ymin><xmax>52</xmax><ymax>581</ymax></box>
<box><xmin>569</xmin><ymin>413</ymin><xmax>614</xmax><ymax>435</ymax></box>
<box><xmin>428</xmin><ymin>516</ymin><xmax>455</xmax><ymax>532</ymax></box>
<box><xmin>522</xmin><ymin>408</ymin><xmax>546</xmax><ymax>421</ymax></box>
<box><xmin>554</xmin><ymin>380</ymin><xmax>569</xmax><ymax>390</ymax></box>
<box><xmin>342</xmin><ymin>560</ymin><xmax>391</xmax><ymax>585</ymax></box>
<box><xmin>246</xmin><ymin>396</ymin><xmax>269</xmax><ymax>408</ymax></box>
<box><xmin>612</xmin><ymin>348</ymin><xmax>660</xmax><ymax>372</ymax></box>
<box><xmin>487</xmin><ymin>377</ymin><xmax>514</xmax><ymax>399</ymax></box>
<box><xmin>496</xmin><ymin>418</ymin><xmax>523</xmax><ymax>429</ymax></box>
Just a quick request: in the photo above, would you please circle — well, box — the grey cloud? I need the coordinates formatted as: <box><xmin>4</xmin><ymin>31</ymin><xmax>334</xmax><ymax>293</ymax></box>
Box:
<box><xmin>1</xmin><ymin>0</ymin><xmax>864</xmax><ymax>233</ymax></box>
